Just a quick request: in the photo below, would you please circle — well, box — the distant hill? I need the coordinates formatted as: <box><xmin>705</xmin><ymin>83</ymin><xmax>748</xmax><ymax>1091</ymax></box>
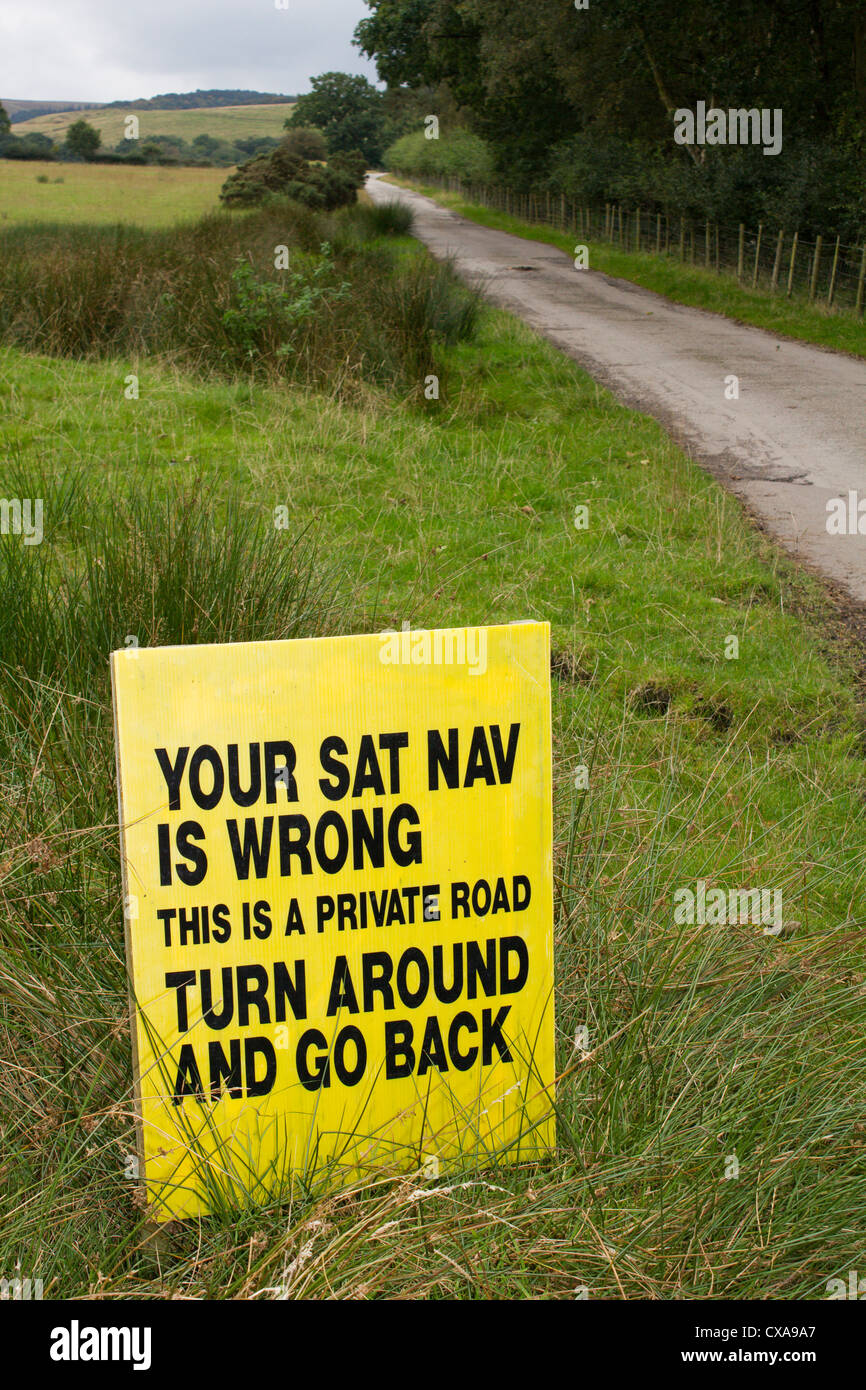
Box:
<box><xmin>4</xmin><ymin>99</ymin><xmax>99</xmax><ymax>124</ymax></box>
<box><xmin>104</xmin><ymin>89</ymin><xmax>295</xmax><ymax>111</ymax></box>
<box><xmin>11</xmin><ymin>103</ymin><xmax>296</xmax><ymax>146</ymax></box>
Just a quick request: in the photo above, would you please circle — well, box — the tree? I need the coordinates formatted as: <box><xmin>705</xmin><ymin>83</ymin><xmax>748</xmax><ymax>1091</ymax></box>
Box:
<box><xmin>65</xmin><ymin>120</ymin><xmax>101</xmax><ymax>160</ymax></box>
<box><xmin>286</xmin><ymin>73</ymin><xmax>385</xmax><ymax>163</ymax></box>
<box><xmin>282</xmin><ymin>126</ymin><xmax>328</xmax><ymax>161</ymax></box>
<box><xmin>0</xmin><ymin>103</ymin><xmax>10</xmax><ymax>139</ymax></box>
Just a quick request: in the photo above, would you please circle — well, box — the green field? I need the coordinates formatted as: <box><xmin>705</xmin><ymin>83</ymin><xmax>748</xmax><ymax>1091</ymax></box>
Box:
<box><xmin>0</xmin><ymin>159</ymin><xmax>226</xmax><ymax>226</ymax></box>
<box><xmin>13</xmin><ymin>102</ymin><xmax>295</xmax><ymax>145</ymax></box>
<box><xmin>0</xmin><ymin>190</ymin><xmax>864</xmax><ymax>1299</ymax></box>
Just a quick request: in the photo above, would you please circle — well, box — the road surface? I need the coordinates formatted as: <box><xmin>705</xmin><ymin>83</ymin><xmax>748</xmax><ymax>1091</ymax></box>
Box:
<box><xmin>367</xmin><ymin>173</ymin><xmax>866</xmax><ymax>605</ymax></box>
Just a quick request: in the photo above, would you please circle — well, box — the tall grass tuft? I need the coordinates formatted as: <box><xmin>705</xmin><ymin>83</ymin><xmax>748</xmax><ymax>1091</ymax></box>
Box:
<box><xmin>0</xmin><ymin>202</ymin><xmax>478</xmax><ymax>397</ymax></box>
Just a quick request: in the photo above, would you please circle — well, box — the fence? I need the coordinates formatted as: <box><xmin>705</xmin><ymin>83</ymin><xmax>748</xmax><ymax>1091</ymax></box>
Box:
<box><xmin>394</xmin><ymin>172</ymin><xmax>866</xmax><ymax>318</ymax></box>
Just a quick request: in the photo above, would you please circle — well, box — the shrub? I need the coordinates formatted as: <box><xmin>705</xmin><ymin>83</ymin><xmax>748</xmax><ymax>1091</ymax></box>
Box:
<box><xmin>385</xmin><ymin>127</ymin><xmax>496</xmax><ymax>185</ymax></box>
<box><xmin>219</xmin><ymin>139</ymin><xmax>363</xmax><ymax>210</ymax></box>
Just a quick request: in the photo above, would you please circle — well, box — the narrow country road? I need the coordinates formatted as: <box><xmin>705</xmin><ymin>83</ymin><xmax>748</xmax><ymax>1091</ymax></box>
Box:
<box><xmin>367</xmin><ymin>173</ymin><xmax>866</xmax><ymax>605</ymax></box>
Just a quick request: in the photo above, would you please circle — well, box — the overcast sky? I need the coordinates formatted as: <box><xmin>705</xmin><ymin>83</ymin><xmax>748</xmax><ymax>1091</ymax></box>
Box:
<box><xmin>0</xmin><ymin>0</ymin><xmax>379</xmax><ymax>102</ymax></box>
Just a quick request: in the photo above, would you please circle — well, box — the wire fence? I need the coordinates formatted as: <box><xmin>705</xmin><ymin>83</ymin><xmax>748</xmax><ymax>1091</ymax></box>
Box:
<box><xmin>395</xmin><ymin>171</ymin><xmax>866</xmax><ymax>318</ymax></box>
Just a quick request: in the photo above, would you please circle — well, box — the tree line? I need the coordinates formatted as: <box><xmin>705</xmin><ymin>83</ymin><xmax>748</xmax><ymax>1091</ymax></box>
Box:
<box><xmin>354</xmin><ymin>0</ymin><xmax>866</xmax><ymax>238</ymax></box>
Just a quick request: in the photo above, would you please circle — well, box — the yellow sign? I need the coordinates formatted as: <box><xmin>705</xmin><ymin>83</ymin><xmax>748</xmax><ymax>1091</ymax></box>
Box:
<box><xmin>111</xmin><ymin>623</ymin><xmax>555</xmax><ymax>1220</ymax></box>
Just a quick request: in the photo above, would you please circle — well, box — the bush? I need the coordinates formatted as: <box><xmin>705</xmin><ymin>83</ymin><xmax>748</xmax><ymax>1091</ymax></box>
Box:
<box><xmin>220</xmin><ymin>139</ymin><xmax>363</xmax><ymax>210</ymax></box>
<box><xmin>353</xmin><ymin>200</ymin><xmax>415</xmax><ymax>237</ymax></box>
<box><xmin>385</xmin><ymin>127</ymin><xmax>496</xmax><ymax>185</ymax></box>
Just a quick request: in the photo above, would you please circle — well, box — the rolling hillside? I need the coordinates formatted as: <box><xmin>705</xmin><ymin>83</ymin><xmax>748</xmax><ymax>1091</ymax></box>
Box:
<box><xmin>12</xmin><ymin>102</ymin><xmax>296</xmax><ymax>145</ymax></box>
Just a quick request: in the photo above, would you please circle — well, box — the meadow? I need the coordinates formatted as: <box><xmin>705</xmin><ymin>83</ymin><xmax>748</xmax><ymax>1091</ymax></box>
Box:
<box><xmin>0</xmin><ymin>160</ymin><xmax>228</xmax><ymax>227</ymax></box>
<box><xmin>0</xmin><ymin>174</ymin><xmax>864</xmax><ymax>1299</ymax></box>
<box><xmin>12</xmin><ymin>102</ymin><xmax>296</xmax><ymax>146</ymax></box>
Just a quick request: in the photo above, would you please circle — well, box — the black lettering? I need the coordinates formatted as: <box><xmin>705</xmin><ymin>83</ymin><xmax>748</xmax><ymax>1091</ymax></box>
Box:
<box><xmin>189</xmin><ymin>744</ymin><xmax>224</xmax><ymax>810</ymax></box>
<box><xmin>369</xmin><ymin>889</ymin><xmax>388</xmax><ymax>927</ymax></box>
<box><xmin>417</xmin><ymin>1015</ymin><xmax>448</xmax><ymax>1075</ymax></box>
<box><xmin>427</xmin><ymin>728</ymin><xmax>459</xmax><ymax>790</ymax></box>
<box><xmin>396</xmin><ymin>946</ymin><xmax>430</xmax><ymax>1008</ymax></box>
<box><xmin>464</xmin><ymin>727</ymin><xmax>496</xmax><ymax>787</ymax></box>
<box><xmin>296</xmin><ymin>1028</ymin><xmax>330</xmax><ymax>1090</ymax></box>
<box><xmin>208</xmin><ymin>1038</ymin><xmax>242</xmax><ymax>1099</ymax></box>
<box><xmin>315</xmin><ymin>811</ymin><xmax>349</xmax><ymax>873</ymax></box>
<box><xmin>166</xmin><ymin>970</ymin><xmax>196</xmax><ymax>1031</ymax></box>
<box><xmin>352</xmin><ymin>734</ymin><xmax>385</xmax><ymax>796</ymax></box>
<box><xmin>362</xmin><ymin>952</ymin><xmax>394</xmax><ymax>1012</ymax></box>
<box><xmin>178</xmin><ymin>906</ymin><xmax>200</xmax><ymax>945</ymax></box>
<box><xmin>157</xmin><ymin>906</ymin><xmax>176</xmax><ymax>946</ymax></box>
<box><xmin>226</xmin><ymin>817</ymin><xmax>273</xmax><ymax>880</ymax></box>
<box><xmin>432</xmin><ymin>944</ymin><xmax>463</xmax><ymax>1003</ymax></box>
<box><xmin>500</xmin><ymin>937</ymin><xmax>529</xmax><ymax>994</ymax></box>
<box><xmin>175</xmin><ymin>821</ymin><xmax>207</xmax><ymax>886</ymax></box>
<box><xmin>212</xmin><ymin>903</ymin><xmax>231</xmax><ymax>942</ymax></box>
<box><xmin>472</xmin><ymin>879</ymin><xmax>492</xmax><ymax>916</ymax></box>
<box><xmin>155</xmin><ymin>746</ymin><xmax>189</xmax><ymax>810</ymax></box>
<box><xmin>378</xmin><ymin>732</ymin><xmax>408</xmax><ymax>793</ymax></box>
<box><xmin>157</xmin><ymin>823</ymin><xmax>172</xmax><ymax>886</ymax></box>
<box><xmin>385</xmin><ymin>1020</ymin><xmax>415</xmax><ymax>1079</ymax></box>
<box><xmin>227</xmin><ymin>743</ymin><xmax>262</xmax><ymax>808</ymax></box>
<box><xmin>451</xmin><ymin>882</ymin><xmax>470</xmax><ymax>917</ymax></box>
<box><xmin>264</xmin><ymin>741</ymin><xmax>297</xmax><ymax>803</ymax></box>
<box><xmin>319</xmin><ymin>736</ymin><xmax>350</xmax><ymax>801</ymax></box>
<box><xmin>490</xmin><ymin>723</ymin><xmax>520</xmax><ymax>784</ymax></box>
<box><xmin>237</xmin><ymin>964</ymin><xmax>270</xmax><ymax>1025</ymax></box>
<box><xmin>388</xmin><ymin>804</ymin><xmax>421</xmax><ymax>866</ymax></box>
<box><xmin>245</xmin><ymin>1036</ymin><xmax>276</xmax><ymax>1097</ymax></box>
<box><xmin>513</xmin><ymin>875</ymin><xmax>531</xmax><ymax>911</ymax></box>
<box><xmin>466</xmin><ymin>939</ymin><xmax>496</xmax><ymax>999</ymax></box>
<box><xmin>327</xmin><ymin>956</ymin><xmax>359</xmax><ymax>1016</ymax></box>
<box><xmin>333</xmin><ymin>1025</ymin><xmax>367</xmax><ymax>1086</ymax></box>
<box><xmin>448</xmin><ymin>1012</ymin><xmax>478</xmax><ymax>1071</ymax></box>
<box><xmin>200</xmin><ymin>966</ymin><xmax>234</xmax><ymax>1030</ymax></box>
<box><xmin>482</xmin><ymin>1006</ymin><xmax>512</xmax><ymax>1064</ymax></box>
<box><xmin>279</xmin><ymin>815</ymin><xmax>312</xmax><ymax>875</ymax></box>
<box><xmin>274</xmin><ymin>960</ymin><xmax>307</xmax><ymax>1021</ymax></box>
<box><xmin>172</xmin><ymin>1043</ymin><xmax>204</xmax><ymax>1105</ymax></box>
<box><xmin>352</xmin><ymin>807</ymin><xmax>385</xmax><ymax>869</ymax></box>
<box><xmin>491</xmin><ymin>876</ymin><xmax>510</xmax><ymax>914</ymax></box>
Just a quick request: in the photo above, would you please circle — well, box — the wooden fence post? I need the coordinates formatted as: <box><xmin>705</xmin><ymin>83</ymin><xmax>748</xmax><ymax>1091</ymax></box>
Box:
<box><xmin>656</xmin><ymin>213</ymin><xmax>661</xmax><ymax>253</ymax></box>
<box><xmin>770</xmin><ymin>230</ymin><xmax>784</xmax><ymax>293</ymax></box>
<box><xmin>786</xmin><ymin>232</ymin><xmax>799</xmax><ymax>296</ymax></box>
<box><xmin>856</xmin><ymin>245</ymin><xmax>866</xmax><ymax>316</ymax></box>
<box><xmin>737</xmin><ymin>224</ymin><xmax>745</xmax><ymax>281</ymax></box>
<box><xmin>752</xmin><ymin>223</ymin><xmax>763</xmax><ymax>288</ymax></box>
<box><xmin>679</xmin><ymin>217</ymin><xmax>685</xmax><ymax>260</ymax></box>
<box><xmin>715</xmin><ymin>224</ymin><xmax>720</xmax><ymax>272</ymax></box>
<box><xmin>705</xmin><ymin>220</ymin><xmax>711</xmax><ymax>267</ymax></box>
<box><xmin>826</xmin><ymin>236</ymin><xmax>841</xmax><ymax>305</ymax></box>
<box><xmin>809</xmin><ymin>235</ymin><xmax>823</xmax><ymax>300</ymax></box>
